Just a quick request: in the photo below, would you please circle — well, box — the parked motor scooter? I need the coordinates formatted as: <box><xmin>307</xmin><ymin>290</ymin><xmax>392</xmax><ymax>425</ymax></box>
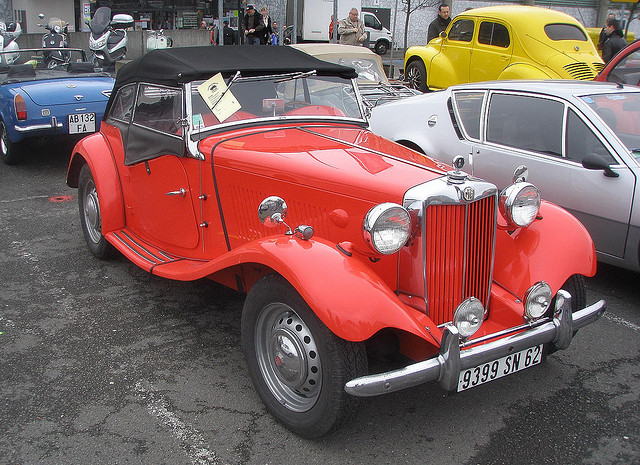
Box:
<box><xmin>146</xmin><ymin>28</ymin><xmax>173</xmax><ymax>52</ymax></box>
<box><xmin>38</xmin><ymin>13</ymin><xmax>70</xmax><ymax>68</ymax></box>
<box><xmin>88</xmin><ymin>6</ymin><xmax>134</xmax><ymax>70</ymax></box>
<box><xmin>0</xmin><ymin>21</ymin><xmax>22</xmax><ymax>66</ymax></box>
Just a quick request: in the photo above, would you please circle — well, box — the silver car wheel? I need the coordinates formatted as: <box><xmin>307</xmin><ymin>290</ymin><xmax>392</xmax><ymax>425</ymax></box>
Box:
<box><xmin>83</xmin><ymin>178</ymin><xmax>102</xmax><ymax>244</ymax></box>
<box><xmin>254</xmin><ymin>302</ymin><xmax>322</xmax><ymax>413</ymax></box>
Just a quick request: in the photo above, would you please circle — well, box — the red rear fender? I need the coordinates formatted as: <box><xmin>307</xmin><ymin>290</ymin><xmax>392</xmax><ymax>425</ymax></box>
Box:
<box><xmin>67</xmin><ymin>133</ymin><xmax>125</xmax><ymax>233</ymax></box>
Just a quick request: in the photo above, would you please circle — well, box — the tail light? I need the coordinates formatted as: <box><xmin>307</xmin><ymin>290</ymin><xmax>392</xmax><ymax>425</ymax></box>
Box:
<box><xmin>14</xmin><ymin>94</ymin><xmax>27</xmax><ymax>120</ymax></box>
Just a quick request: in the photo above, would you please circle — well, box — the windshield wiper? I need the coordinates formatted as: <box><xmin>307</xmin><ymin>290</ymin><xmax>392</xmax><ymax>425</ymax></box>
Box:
<box><xmin>209</xmin><ymin>71</ymin><xmax>241</xmax><ymax>109</ymax></box>
<box><xmin>274</xmin><ymin>70</ymin><xmax>316</xmax><ymax>83</ymax></box>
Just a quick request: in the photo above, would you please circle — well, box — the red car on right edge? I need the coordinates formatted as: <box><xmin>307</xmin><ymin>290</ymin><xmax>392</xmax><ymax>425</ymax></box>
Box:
<box><xmin>595</xmin><ymin>39</ymin><xmax>640</xmax><ymax>85</ymax></box>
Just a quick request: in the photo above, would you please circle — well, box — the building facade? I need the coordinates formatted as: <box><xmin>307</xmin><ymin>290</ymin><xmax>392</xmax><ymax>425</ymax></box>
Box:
<box><xmin>0</xmin><ymin>0</ymin><xmax>637</xmax><ymax>47</ymax></box>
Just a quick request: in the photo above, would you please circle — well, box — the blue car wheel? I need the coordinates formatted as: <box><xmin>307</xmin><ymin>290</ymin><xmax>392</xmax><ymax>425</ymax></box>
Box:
<box><xmin>0</xmin><ymin>120</ymin><xmax>22</xmax><ymax>165</ymax></box>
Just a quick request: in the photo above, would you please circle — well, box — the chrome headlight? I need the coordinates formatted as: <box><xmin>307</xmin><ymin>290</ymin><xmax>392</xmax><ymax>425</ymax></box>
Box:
<box><xmin>363</xmin><ymin>203</ymin><xmax>411</xmax><ymax>255</ymax></box>
<box><xmin>524</xmin><ymin>281</ymin><xmax>552</xmax><ymax>320</ymax></box>
<box><xmin>499</xmin><ymin>182</ymin><xmax>541</xmax><ymax>228</ymax></box>
<box><xmin>453</xmin><ymin>297</ymin><xmax>484</xmax><ymax>338</ymax></box>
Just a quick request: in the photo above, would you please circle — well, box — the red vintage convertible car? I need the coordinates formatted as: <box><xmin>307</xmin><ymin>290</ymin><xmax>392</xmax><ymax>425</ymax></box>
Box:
<box><xmin>66</xmin><ymin>46</ymin><xmax>605</xmax><ymax>438</ymax></box>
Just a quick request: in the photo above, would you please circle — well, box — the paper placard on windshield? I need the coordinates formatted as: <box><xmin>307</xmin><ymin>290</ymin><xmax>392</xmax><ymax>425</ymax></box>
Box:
<box><xmin>197</xmin><ymin>73</ymin><xmax>241</xmax><ymax>122</ymax></box>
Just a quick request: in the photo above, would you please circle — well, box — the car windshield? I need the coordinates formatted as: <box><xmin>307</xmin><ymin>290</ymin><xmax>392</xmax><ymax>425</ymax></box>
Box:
<box><xmin>190</xmin><ymin>73</ymin><xmax>363</xmax><ymax>132</ymax></box>
<box><xmin>582</xmin><ymin>92</ymin><xmax>640</xmax><ymax>161</ymax></box>
<box><xmin>330</xmin><ymin>57</ymin><xmax>387</xmax><ymax>83</ymax></box>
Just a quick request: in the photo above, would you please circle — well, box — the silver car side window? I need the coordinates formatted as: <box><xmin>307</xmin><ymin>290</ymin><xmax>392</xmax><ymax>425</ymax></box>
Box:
<box><xmin>566</xmin><ymin>109</ymin><xmax>616</xmax><ymax>165</ymax></box>
<box><xmin>453</xmin><ymin>91</ymin><xmax>485</xmax><ymax>140</ymax></box>
<box><xmin>486</xmin><ymin>93</ymin><xmax>563</xmax><ymax>156</ymax></box>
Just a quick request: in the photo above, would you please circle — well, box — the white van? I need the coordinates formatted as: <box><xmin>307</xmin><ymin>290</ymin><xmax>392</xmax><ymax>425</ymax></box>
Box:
<box><xmin>286</xmin><ymin>0</ymin><xmax>393</xmax><ymax>55</ymax></box>
<box><xmin>363</xmin><ymin>11</ymin><xmax>393</xmax><ymax>55</ymax></box>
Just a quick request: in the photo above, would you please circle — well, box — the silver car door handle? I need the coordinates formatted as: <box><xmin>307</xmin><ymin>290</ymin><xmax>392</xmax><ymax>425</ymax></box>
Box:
<box><xmin>165</xmin><ymin>188</ymin><xmax>187</xmax><ymax>197</ymax></box>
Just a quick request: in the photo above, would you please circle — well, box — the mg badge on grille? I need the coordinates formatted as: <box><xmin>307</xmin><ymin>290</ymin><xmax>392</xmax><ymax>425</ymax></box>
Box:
<box><xmin>463</xmin><ymin>187</ymin><xmax>475</xmax><ymax>202</ymax></box>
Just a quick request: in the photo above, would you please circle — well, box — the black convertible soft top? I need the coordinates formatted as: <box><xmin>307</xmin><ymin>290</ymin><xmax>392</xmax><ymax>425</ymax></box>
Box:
<box><xmin>113</xmin><ymin>45</ymin><xmax>358</xmax><ymax>91</ymax></box>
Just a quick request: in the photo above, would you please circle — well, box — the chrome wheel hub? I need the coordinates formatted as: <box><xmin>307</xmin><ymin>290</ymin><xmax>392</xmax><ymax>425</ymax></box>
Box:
<box><xmin>84</xmin><ymin>183</ymin><xmax>102</xmax><ymax>243</ymax></box>
<box><xmin>255</xmin><ymin>304</ymin><xmax>322</xmax><ymax>412</ymax></box>
<box><xmin>1</xmin><ymin>126</ymin><xmax>7</xmax><ymax>155</ymax></box>
<box><xmin>407</xmin><ymin>68</ymin><xmax>420</xmax><ymax>89</ymax></box>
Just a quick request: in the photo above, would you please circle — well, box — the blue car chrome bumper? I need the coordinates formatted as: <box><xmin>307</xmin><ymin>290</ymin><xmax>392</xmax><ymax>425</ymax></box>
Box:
<box><xmin>345</xmin><ymin>290</ymin><xmax>606</xmax><ymax>396</ymax></box>
<box><xmin>14</xmin><ymin>117</ymin><xmax>63</xmax><ymax>133</ymax></box>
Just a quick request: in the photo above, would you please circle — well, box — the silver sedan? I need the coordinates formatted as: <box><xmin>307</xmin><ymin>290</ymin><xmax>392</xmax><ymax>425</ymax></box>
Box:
<box><xmin>369</xmin><ymin>80</ymin><xmax>640</xmax><ymax>272</ymax></box>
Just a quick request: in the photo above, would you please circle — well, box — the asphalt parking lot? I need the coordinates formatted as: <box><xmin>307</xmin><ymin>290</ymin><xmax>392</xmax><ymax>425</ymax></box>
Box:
<box><xmin>1</xmin><ymin>143</ymin><xmax>639</xmax><ymax>464</ymax></box>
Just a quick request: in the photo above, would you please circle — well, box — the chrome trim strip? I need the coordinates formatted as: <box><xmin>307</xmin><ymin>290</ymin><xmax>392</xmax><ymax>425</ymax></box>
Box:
<box><xmin>112</xmin><ymin>231</ymin><xmax>158</xmax><ymax>264</ymax></box>
<box><xmin>14</xmin><ymin>121</ymin><xmax>64</xmax><ymax>132</ymax></box>
<box><xmin>119</xmin><ymin>229</ymin><xmax>169</xmax><ymax>263</ymax></box>
<box><xmin>344</xmin><ymin>294</ymin><xmax>605</xmax><ymax>396</ymax></box>
<box><xmin>460</xmin><ymin>317</ymin><xmax>549</xmax><ymax>348</ymax></box>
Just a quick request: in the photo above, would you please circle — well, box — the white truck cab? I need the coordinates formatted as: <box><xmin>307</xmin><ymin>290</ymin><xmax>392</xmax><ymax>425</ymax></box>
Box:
<box><xmin>363</xmin><ymin>11</ymin><xmax>392</xmax><ymax>55</ymax></box>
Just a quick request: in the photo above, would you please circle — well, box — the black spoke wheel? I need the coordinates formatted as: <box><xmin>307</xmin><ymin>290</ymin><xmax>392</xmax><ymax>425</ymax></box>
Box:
<box><xmin>0</xmin><ymin>120</ymin><xmax>22</xmax><ymax>165</ymax></box>
<box><xmin>78</xmin><ymin>164</ymin><xmax>115</xmax><ymax>259</ymax></box>
<box><xmin>241</xmin><ymin>274</ymin><xmax>367</xmax><ymax>438</ymax></box>
<box><xmin>405</xmin><ymin>60</ymin><xmax>428</xmax><ymax>92</ymax></box>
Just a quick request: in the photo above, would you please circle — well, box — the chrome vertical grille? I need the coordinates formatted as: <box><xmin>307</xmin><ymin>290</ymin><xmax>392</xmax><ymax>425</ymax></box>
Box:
<box><xmin>400</xmin><ymin>177</ymin><xmax>497</xmax><ymax>326</ymax></box>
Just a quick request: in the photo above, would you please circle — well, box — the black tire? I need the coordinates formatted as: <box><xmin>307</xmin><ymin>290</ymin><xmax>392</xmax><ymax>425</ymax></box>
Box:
<box><xmin>405</xmin><ymin>60</ymin><xmax>428</xmax><ymax>92</ymax></box>
<box><xmin>241</xmin><ymin>274</ymin><xmax>367</xmax><ymax>438</ymax></box>
<box><xmin>558</xmin><ymin>274</ymin><xmax>587</xmax><ymax>312</ymax></box>
<box><xmin>78</xmin><ymin>164</ymin><xmax>115</xmax><ymax>259</ymax></box>
<box><xmin>374</xmin><ymin>40</ymin><xmax>388</xmax><ymax>55</ymax></box>
<box><xmin>547</xmin><ymin>274</ymin><xmax>587</xmax><ymax>355</ymax></box>
<box><xmin>0</xmin><ymin>120</ymin><xmax>22</xmax><ymax>165</ymax></box>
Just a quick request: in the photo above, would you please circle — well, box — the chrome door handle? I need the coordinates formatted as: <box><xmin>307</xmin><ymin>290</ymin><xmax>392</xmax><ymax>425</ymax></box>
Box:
<box><xmin>165</xmin><ymin>188</ymin><xmax>187</xmax><ymax>197</ymax></box>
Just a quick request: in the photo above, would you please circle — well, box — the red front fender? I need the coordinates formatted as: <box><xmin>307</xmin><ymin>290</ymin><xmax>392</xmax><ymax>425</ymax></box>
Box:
<box><xmin>66</xmin><ymin>133</ymin><xmax>125</xmax><ymax>233</ymax></box>
<box><xmin>158</xmin><ymin>235</ymin><xmax>436</xmax><ymax>345</ymax></box>
<box><xmin>493</xmin><ymin>201</ymin><xmax>597</xmax><ymax>297</ymax></box>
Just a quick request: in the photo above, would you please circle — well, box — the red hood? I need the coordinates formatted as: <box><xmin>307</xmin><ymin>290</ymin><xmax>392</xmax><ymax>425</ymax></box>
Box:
<box><xmin>199</xmin><ymin>125</ymin><xmax>449</xmax><ymax>202</ymax></box>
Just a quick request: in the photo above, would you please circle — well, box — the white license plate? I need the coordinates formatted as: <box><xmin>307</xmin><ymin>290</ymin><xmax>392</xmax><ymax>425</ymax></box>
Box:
<box><xmin>457</xmin><ymin>344</ymin><xmax>543</xmax><ymax>392</ymax></box>
<box><xmin>68</xmin><ymin>112</ymin><xmax>96</xmax><ymax>134</ymax></box>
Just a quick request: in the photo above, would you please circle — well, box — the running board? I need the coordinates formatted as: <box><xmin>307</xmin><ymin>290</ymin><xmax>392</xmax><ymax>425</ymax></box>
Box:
<box><xmin>106</xmin><ymin>229</ymin><xmax>209</xmax><ymax>280</ymax></box>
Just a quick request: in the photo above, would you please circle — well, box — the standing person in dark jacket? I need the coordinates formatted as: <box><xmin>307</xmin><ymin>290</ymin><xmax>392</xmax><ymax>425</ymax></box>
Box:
<box><xmin>213</xmin><ymin>20</ymin><xmax>236</xmax><ymax>45</ymax></box>
<box><xmin>427</xmin><ymin>4</ymin><xmax>451</xmax><ymax>43</ymax></box>
<box><xmin>260</xmin><ymin>7</ymin><xmax>274</xmax><ymax>45</ymax></box>
<box><xmin>602</xmin><ymin>18</ymin><xmax>627</xmax><ymax>63</ymax></box>
<box><xmin>598</xmin><ymin>13</ymin><xmax>616</xmax><ymax>51</ymax></box>
<box><xmin>243</xmin><ymin>4</ymin><xmax>264</xmax><ymax>45</ymax></box>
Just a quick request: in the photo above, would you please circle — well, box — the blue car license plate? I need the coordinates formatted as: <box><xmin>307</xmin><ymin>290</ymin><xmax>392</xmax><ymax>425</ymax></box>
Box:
<box><xmin>68</xmin><ymin>112</ymin><xmax>96</xmax><ymax>134</ymax></box>
<box><xmin>457</xmin><ymin>344</ymin><xmax>543</xmax><ymax>392</ymax></box>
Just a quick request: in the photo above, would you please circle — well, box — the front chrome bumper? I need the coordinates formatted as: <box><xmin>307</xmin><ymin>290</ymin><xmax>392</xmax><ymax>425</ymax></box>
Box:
<box><xmin>345</xmin><ymin>291</ymin><xmax>606</xmax><ymax>396</ymax></box>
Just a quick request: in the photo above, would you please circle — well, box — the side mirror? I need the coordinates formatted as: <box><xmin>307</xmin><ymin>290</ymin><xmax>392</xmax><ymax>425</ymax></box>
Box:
<box><xmin>512</xmin><ymin>165</ymin><xmax>528</xmax><ymax>183</ymax></box>
<box><xmin>38</xmin><ymin>13</ymin><xmax>45</xmax><ymax>19</ymax></box>
<box><xmin>258</xmin><ymin>196</ymin><xmax>289</xmax><ymax>228</ymax></box>
<box><xmin>440</xmin><ymin>31</ymin><xmax>447</xmax><ymax>39</ymax></box>
<box><xmin>582</xmin><ymin>153</ymin><xmax>619</xmax><ymax>178</ymax></box>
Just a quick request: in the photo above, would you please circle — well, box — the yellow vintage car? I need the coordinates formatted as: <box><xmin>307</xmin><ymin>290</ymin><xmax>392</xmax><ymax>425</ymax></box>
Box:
<box><xmin>405</xmin><ymin>5</ymin><xmax>604</xmax><ymax>92</ymax></box>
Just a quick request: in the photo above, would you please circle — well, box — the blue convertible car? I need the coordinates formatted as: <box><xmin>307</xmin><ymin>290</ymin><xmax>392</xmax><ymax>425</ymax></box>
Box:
<box><xmin>0</xmin><ymin>48</ymin><xmax>114</xmax><ymax>164</ymax></box>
